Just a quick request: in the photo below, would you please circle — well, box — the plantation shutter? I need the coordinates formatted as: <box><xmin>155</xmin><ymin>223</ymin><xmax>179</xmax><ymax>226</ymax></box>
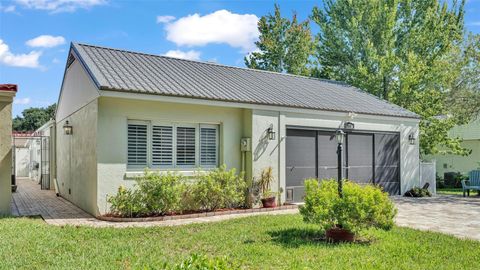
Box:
<box><xmin>176</xmin><ymin>126</ymin><xmax>196</xmax><ymax>166</ymax></box>
<box><xmin>152</xmin><ymin>125</ymin><xmax>173</xmax><ymax>166</ymax></box>
<box><xmin>127</xmin><ymin>122</ymin><xmax>148</xmax><ymax>167</ymax></box>
<box><xmin>200</xmin><ymin>125</ymin><xmax>218</xmax><ymax>166</ymax></box>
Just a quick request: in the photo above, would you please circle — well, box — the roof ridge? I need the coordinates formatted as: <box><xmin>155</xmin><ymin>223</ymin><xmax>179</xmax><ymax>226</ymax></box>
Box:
<box><xmin>73</xmin><ymin>42</ymin><xmax>350</xmax><ymax>86</ymax></box>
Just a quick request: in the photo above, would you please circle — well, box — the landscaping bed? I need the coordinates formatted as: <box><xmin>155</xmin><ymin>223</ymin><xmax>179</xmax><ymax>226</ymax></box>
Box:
<box><xmin>98</xmin><ymin>205</ymin><xmax>297</xmax><ymax>222</ymax></box>
<box><xmin>0</xmin><ymin>214</ymin><xmax>479</xmax><ymax>269</ymax></box>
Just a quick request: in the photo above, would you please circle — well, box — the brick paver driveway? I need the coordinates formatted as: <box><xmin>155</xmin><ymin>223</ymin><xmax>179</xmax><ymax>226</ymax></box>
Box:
<box><xmin>393</xmin><ymin>195</ymin><xmax>480</xmax><ymax>241</ymax></box>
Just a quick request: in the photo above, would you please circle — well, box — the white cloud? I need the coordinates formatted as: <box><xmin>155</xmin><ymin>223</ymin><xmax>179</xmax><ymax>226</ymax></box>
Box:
<box><xmin>0</xmin><ymin>39</ymin><xmax>42</xmax><ymax>68</ymax></box>
<box><xmin>15</xmin><ymin>0</ymin><xmax>106</xmax><ymax>13</ymax></box>
<box><xmin>26</xmin><ymin>35</ymin><xmax>65</xmax><ymax>48</ymax></box>
<box><xmin>156</xmin><ymin>15</ymin><xmax>175</xmax><ymax>24</ymax></box>
<box><xmin>164</xmin><ymin>10</ymin><xmax>259</xmax><ymax>52</ymax></box>
<box><xmin>2</xmin><ymin>5</ymin><xmax>16</xmax><ymax>12</ymax></box>
<box><xmin>14</xmin><ymin>97</ymin><xmax>31</xmax><ymax>105</ymax></box>
<box><xmin>163</xmin><ymin>50</ymin><xmax>201</xmax><ymax>61</ymax></box>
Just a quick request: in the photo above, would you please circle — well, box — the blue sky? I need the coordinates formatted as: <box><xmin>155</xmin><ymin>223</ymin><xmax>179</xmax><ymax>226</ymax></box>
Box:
<box><xmin>1</xmin><ymin>0</ymin><xmax>479</xmax><ymax>117</ymax></box>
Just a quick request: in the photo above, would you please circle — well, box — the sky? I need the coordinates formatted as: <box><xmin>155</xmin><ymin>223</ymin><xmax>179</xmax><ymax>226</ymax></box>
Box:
<box><xmin>1</xmin><ymin>0</ymin><xmax>479</xmax><ymax>117</ymax></box>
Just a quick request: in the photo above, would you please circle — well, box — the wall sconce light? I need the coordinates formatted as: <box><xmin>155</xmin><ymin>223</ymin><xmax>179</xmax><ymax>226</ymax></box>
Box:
<box><xmin>344</xmin><ymin>121</ymin><xmax>355</xmax><ymax>130</ymax></box>
<box><xmin>267</xmin><ymin>126</ymin><xmax>276</xmax><ymax>141</ymax></box>
<box><xmin>408</xmin><ymin>133</ymin><xmax>416</xmax><ymax>145</ymax></box>
<box><xmin>63</xmin><ymin>120</ymin><xmax>73</xmax><ymax>135</ymax></box>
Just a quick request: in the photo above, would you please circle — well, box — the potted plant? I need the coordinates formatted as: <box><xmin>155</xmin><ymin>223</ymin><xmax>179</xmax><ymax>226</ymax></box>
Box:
<box><xmin>300</xmin><ymin>179</ymin><xmax>397</xmax><ymax>243</ymax></box>
<box><xmin>258</xmin><ymin>167</ymin><xmax>277</xmax><ymax>208</ymax></box>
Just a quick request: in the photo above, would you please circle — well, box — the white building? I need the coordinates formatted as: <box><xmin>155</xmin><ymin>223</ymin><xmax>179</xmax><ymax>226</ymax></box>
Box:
<box><xmin>55</xmin><ymin>43</ymin><xmax>421</xmax><ymax>216</ymax></box>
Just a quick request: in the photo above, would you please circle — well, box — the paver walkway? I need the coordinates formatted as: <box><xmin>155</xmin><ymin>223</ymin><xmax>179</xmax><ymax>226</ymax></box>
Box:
<box><xmin>11</xmin><ymin>178</ymin><xmax>480</xmax><ymax>240</ymax></box>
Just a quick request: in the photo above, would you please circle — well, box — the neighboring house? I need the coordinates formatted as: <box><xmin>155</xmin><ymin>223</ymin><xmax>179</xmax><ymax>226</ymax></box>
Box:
<box><xmin>0</xmin><ymin>84</ymin><xmax>17</xmax><ymax>215</ymax></box>
<box><xmin>431</xmin><ymin>118</ymin><xmax>480</xmax><ymax>177</ymax></box>
<box><xmin>55</xmin><ymin>43</ymin><xmax>421</xmax><ymax>216</ymax></box>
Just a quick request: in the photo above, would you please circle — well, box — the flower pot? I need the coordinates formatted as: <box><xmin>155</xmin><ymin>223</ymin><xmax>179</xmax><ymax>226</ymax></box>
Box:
<box><xmin>325</xmin><ymin>227</ymin><xmax>355</xmax><ymax>243</ymax></box>
<box><xmin>261</xmin><ymin>197</ymin><xmax>276</xmax><ymax>208</ymax></box>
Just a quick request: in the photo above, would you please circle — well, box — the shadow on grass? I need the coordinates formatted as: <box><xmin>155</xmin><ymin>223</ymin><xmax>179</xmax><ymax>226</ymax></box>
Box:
<box><xmin>268</xmin><ymin>228</ymin><xmax>372</xmax><ymax>248</ymax></box>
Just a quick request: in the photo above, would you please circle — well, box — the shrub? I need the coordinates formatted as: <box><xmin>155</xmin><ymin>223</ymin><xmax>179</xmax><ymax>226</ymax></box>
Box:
<box><xmin>189</xmin><ymin>165</ymin><xmax>246</xmax><ymax>211</ymax></box>
<box><xmin>136</xmin><ymin>171</ymin><xmax>185</xmax><ymax>215</ymax></box>
<box><xmin>300</xmin><ymin>179</ymin><xmax>397</xmax><ymax>233</ymax></box>
<box><xmin>107</xmin><ymin>185</ymin><xmax>147</xmax><ymax>217</ymax></box>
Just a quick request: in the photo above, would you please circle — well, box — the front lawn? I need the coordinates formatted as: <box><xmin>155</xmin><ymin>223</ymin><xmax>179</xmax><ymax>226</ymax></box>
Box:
<box><xmin>0</xmin><ymin>214</ymin><xmax>478</xmax><ymax>269</ymax></box>
<box><xmin>437</xmin><ymin>188</ymin><xmax>478</xmax><ymax>195</ymax></box>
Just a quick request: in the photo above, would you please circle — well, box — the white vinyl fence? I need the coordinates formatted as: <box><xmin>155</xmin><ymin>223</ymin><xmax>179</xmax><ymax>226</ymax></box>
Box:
<box><xmin>420</xmin><ymin>160</ymin><xmax>436</xmax><ymax>194</ymax></box>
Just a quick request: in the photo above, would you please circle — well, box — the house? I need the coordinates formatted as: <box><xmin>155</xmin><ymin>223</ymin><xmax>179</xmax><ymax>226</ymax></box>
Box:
<box><xmin>0</xmin><ymin>84</ymin><xmax>17</xmax><ymax>214</ymax></box>
<box><xmin>431</xmin><ymin>118</ymin><xmax>480</xmax><ymax>177</ymax></box>
<box><xmin>55</xmin><ymin>43</ymin><xmax>421</xmax><ymax>216</ymax></box>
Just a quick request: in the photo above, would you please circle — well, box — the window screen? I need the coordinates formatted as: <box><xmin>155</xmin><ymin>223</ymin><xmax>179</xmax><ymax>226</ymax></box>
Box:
<box><xmin>127</xmin><ymin>123</ymin><xmax>148</xmax><ymax>167</ymax></box>
<box><xmin>152</xmin><ymin>125</ymin><xmax>173</xmax><ymax>166</ymax></box>
<box><xmin>200</xmin><ymin>126</ymin><xmax>218</xmax><ymax>166</ymax></box>
<box><xmin>176</xmin><ymin>127</ymin><xmax>196</xmax><ymax>166</ymax></box>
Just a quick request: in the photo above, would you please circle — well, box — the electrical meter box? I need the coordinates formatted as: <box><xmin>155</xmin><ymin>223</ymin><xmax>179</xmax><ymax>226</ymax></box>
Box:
<box><xmin>240</xmin><ymin>138</ymin><xmax>251</xmax><ymax>152</ymax></box>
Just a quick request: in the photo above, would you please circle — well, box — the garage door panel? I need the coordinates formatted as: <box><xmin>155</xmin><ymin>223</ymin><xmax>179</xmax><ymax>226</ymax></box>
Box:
<box><xmin>374</xmin><ymin>134</ymin><xmax>400</xmax><ymax>194</ymax></box>
<box><xmin>317</xmin><ymin>133</ymin><xmax>338</xmax><ymax>167</ymax></box>
<box><xmin>347</xmin><ymin>167</ymin><xmax>373</xmax><ymax>183</ymax></box>
<box><xmin>318</xmin><ymin>168</ymin><xmax>339</xmax><ymax>180</ymax></box>
<box><xmin>286</xmin><ymin>129</ymin><xmax>316</xmax><ymax>189</ymax></box>
<box><xmin>347</xmin><ymin>134</ymin><xmax>373</xmax><ymax>184</ymax></box>
<box><xmin>377</xmin><ymin>182</ymin><xmax>400</xmax><ymax>195</ymax></box>
<box><xmin>286</xmin><ymin>167</ymin><xmax>316</xmax><ymax>187</ymax></box>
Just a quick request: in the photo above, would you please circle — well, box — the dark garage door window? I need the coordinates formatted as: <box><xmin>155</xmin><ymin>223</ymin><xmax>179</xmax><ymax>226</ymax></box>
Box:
<box><xmin>286</xmin><ymin>129</ymin><xmax>400</xmax><ymax>202</ymax></box>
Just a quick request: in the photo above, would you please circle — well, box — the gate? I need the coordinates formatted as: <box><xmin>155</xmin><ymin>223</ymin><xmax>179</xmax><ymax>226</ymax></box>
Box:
<box><xmin>12</xmin><ymin>132</ymin><xmax>51</xmax><ymax>190</ymax></box>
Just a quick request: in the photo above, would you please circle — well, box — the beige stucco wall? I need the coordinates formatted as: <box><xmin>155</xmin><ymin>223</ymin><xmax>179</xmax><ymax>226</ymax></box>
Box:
<box><xmin>250</xmin><ymin>109</ymin><xmax>421</xmax><ymax>201</ymax></box>
<box><xmin>96</xmin><ymin>97</ymin><xmax>247</xmax><ymax>214</ymax></box>
<box><xmin>0</xmin><ymin>99</ymin><xmax>13</xmax><ymax>214</ymax></box>
<box><xmin>56</xmin><ymin>100</ymin><xmax>98</xmax><ymax>215</ymax></box>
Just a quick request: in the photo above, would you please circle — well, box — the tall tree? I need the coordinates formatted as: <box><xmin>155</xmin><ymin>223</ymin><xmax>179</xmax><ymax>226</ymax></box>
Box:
<box><xmin>245</xmin><ymin>4</ymin><xmax>315</xmax><ymax>76</ymax></box>
<box><xmin>312</xmin><ymin>0</ymin><xmax>471</xmax><ymax>156</ymax></box>
<box><xmin>13</xmin><ymin>104</ymin><xmax>56</xmax><ymax>132</ymax></box>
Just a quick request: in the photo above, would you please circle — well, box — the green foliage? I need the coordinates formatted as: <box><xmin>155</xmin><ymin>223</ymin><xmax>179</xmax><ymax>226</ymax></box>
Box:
<box><xmin>136</xmin><ymin>171</ymin><xmax>185</xmax><ymax>215</ymax></box>
<box><xmin>107</xmin><ymin>185</ymin><xmax>146</xmax><ymax>217</ymax></box>
<box><xmin>245</xmin><ymin>4</ymin><xmax>315</xmax><ymax>76</ymax></box>
<box><xmin>188</xmin><ymin>165</ymin><xmax>246</xmax><ymax>211</ymax></box>
<box><xmin>107</xmin><ymin>165</ymin><xmax>246</xmax><ymax>217</ymax></box>
<box><xmin>311</xmin><ymin>0</ymin><xmax>472</xmax><ymax>156</ymax></box>
<box><xmin>164</xmin><ymin>254</ymin><xmax>239</xmax><ymax>270</ymax></box>
<box><xmin>404</xmin><ymin>187</ymin><xmax>432</xmax><ymax>197</ymax></box>
<box><xmin>300</xmin><ymin>179</ymin><xmax>397</xmax><ymax>233</ymax></box>
<box><xmin>13</xmin><ymin>104</ymin><xmax>56</xmax><ymax>131</ymax></box>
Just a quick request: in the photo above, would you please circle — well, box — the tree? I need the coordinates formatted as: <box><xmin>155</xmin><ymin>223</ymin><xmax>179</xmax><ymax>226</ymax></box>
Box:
<box><xmin>311</xmin><ymin>0</ymin><xmax>471</xmax><ymax>156</ymax></box>
<box><xmin>245</xmin><ymin>4</ymin><xmax>315</xmax><ymax>76</ymax></box>
<box><xmin>13</xmin><ymin>104</ymin><xmax>56</xmax><ymax>132</ymax></box>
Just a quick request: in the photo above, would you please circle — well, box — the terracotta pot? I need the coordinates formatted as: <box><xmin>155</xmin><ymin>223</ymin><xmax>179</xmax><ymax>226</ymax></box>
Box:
<box><xmin>325</xmin><ymin>227</ymin><xmax>355</xmax><ymax>242</ymax></box>
<box><xmin>261</xmin><ymin>197</ymin><xmax>276</xmax><ymax>208</ymax></box>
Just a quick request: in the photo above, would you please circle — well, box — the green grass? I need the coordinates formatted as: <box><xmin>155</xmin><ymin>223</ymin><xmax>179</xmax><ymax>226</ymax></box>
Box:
<box><xmin>437</xmin><ymin>188</ymin><xmax>480</xmax><ymax>195</ymax></box>
<box><xmin>0</xmin><ymin>214</ymin><xmax>478</xmax><ymax>269</ymax></box>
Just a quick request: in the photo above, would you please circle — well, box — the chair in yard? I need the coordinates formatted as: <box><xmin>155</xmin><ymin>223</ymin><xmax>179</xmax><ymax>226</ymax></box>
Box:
<box><xmin>462</xmin><ymin>170</ymin><xmax>480</xmax><ymax>197</ymax></box>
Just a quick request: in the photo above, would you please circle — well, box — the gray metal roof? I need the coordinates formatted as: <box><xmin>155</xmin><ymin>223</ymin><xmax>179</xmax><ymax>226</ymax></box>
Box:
<box><xmin>71</xmin><ymin>43</ymin><xmax>419</xmax><ymax>119</ymax></box>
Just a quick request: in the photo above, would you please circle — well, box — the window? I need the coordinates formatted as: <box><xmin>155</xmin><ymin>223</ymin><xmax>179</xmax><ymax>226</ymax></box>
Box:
<box><xmin>176</xmin><ymin>126</ymin><xmax>196</xmax><ymax>166</ymax></box>
<box><xmin>127</xmin><ymin>121</ymin><xmax>219</xmax><ymax>169</ymax></box>
<box><xmin>152</xmin><ymin>126</ymin><xmax>173</xmax><ymax>166</ymax></box>
<box><xmin>200</xmin><ymin>125</ymin><xmax>218</xmax><ymax>166</ymax></box>
<box><xmin>127</xmin><ymin>122</ymin><xmax>148</xmax><ymax>168</ymax></box>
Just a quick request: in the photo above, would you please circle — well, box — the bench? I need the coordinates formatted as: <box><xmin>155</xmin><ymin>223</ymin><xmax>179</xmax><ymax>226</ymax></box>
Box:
<box><xmin>462</xmin><ymin>170</ymin><xmax>480</xmax><ymax>197</ymax></box>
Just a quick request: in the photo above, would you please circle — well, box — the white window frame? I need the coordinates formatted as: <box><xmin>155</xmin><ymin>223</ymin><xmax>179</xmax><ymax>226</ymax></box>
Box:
<box><xmin>126</xmin><ymin>120</ymin><xmax>219</xmax><ymax>171</ymax></box>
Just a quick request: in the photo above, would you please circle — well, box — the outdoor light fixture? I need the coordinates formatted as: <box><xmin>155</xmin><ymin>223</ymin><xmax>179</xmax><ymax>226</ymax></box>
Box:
<box><xmin>63</xmin><ymin>120</ymin><xmax>73</xmax><ymax>135</ymax></box>
<box><xmin>344</xmin><ymin>121</ymin><xmax>355</xmax><ymax>130</ymax></box>
<box><xmin>409</xmin><ymin>133</ymin><xmax>416</xmax><ymax>145</ymax></box>
<box><xmin>267</xmin><ymin>126</ymin><xmax>276</xmax><ymax>141</ymax></box>
<box><xmin>335</xmin><ymin>129</ymin><xmax>346</xmax><ymax>198</ymax></box>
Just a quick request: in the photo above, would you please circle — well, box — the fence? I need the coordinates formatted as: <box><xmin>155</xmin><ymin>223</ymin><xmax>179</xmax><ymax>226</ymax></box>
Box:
<box><xmin>420</xmin><ymin>160</ymin><xmax>436</xmax><ymax>194</ymax></box>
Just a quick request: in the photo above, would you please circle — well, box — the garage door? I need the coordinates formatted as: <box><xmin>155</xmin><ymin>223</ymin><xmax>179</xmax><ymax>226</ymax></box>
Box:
<box><xmin>286</xmin><ymin>129</ymin><xmax>400</xmax><ymax>202</ymax></box>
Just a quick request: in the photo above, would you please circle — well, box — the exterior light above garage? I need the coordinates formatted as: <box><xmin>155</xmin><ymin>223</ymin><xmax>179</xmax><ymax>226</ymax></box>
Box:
<box><xmin>344</xmin><ymin>121</ymin><xmax>355</xmax><ymax>130</ymax></box>
<box><xmin>408</xmin><ymin>133</ymin><xmax>416</xmax><ymax>145</ymax></box>
<box><xmin>63</xmin><ymin>120</ymin><xmax>73</xmax><ymax>135</ymax></box>
<box><xmin>267</xmin><ymin>126</ymin><xmax>276</xmax><ymax>141</ymax></box>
